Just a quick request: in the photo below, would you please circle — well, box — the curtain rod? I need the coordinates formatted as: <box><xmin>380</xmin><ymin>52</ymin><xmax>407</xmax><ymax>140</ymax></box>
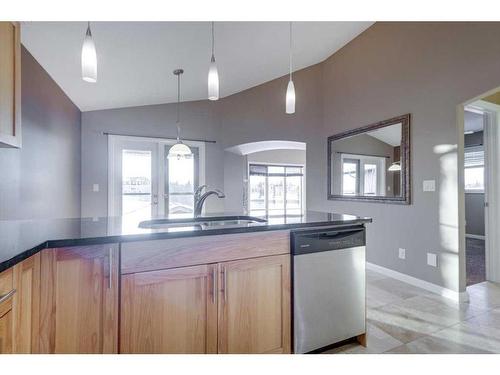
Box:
<box><xmin>101</xmin><ymin>131</ymin><xmax>216</xmax><ymax>144</ymax></box>
<box><xmin>335</xmin><ymin>151</ymin><xmax>390</xmax><ymax>159</ymax></box>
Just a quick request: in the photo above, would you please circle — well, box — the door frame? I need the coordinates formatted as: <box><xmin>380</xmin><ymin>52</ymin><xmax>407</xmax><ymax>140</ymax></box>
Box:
<box><xmin>466</xmin><ymin>101</ymin><xmax>500</xmax><ymax>283</ymax></box>
<box><xmin>107</xmin><ymin>135</ymin><xmax>206</xmax><ymax>218</ymax></box>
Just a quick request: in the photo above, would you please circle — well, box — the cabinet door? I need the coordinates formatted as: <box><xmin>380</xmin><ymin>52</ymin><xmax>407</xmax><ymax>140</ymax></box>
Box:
<box><xmin>121</xmin><ymin>264</ymin><xmax>217</xmax><ymax>353</ymax></box>
<box><xmin>0</xmin><ymin>22</ymin><xmax>21</xmax><ymax>148</ymax></box>
<box><xmin>39</xmin><ymin>245</ymin><xmax>119</xmax><ymax>353</ymax></box>
<box><xmin>218</xmin><ymin>254</ymin><xmax>291</xmax><ymax>354</ymax></box>
<box><xmin>12</xmin><ymin>254</ymin><xmax>40</xmax><ymax>353</ymax></box>
<box><xmin>0</xmin><ymin>268</ymin><xmax>14</xmax><ymax>353</ymax></box>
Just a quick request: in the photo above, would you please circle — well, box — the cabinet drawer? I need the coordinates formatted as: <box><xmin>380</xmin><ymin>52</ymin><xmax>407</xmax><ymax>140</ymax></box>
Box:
<box><xmin>121</xmin><ymin>230</ymin><xmax>290</xmax><ymax>274</ymax></box>
<box><xmin>0</xmin><ymin>268</ymin><xmax>13</xmax><ymax>299</ymax></box>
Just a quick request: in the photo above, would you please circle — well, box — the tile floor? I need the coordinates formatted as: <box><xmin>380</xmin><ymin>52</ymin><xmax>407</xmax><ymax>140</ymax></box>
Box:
<box><xmin>324</xmin><ymin>269</ymin><xmax>500</xmax><ymax>354</ymax></box>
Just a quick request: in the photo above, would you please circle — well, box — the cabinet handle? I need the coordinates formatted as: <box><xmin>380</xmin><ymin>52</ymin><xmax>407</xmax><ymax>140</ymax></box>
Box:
<box><xmin>0</xmin><ymin>289</ymin><xmax>16</xmax><ymax>304</ymax></box>
<box><xmin>222</xmin><ymin>267</ymin><xmax>227</xmax><ymax>302</ymax></box>
<box><xmin>211</xmin><ymin>267</ymin><xmax>216</xmax><ymax>304</ymax></box>
<box><xmin>108</xmin><ymin>248</ymin><xmax>113</xmax><ymax>289</ymax></box>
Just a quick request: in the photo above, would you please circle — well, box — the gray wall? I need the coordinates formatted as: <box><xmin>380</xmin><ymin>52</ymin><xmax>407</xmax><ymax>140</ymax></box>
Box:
<box><xmin>218</xmin><ymin>22</ymin><xmax>500</xmax><ymax>293</ymax></box>
<box><xmin>81</xmin><ymin>101</ymin><xmax>224</xmax><ymax>216</ymax></box>
<box><xmin>0</xmin><ymin>47</ymin><xmax>81</xmax><ymax>220</ymax></box>
<box><xmin>311</xmin><ymin>22</ymin><xmax>500</xmax><ymax>293</ymax></box>
<box><xmin>247</xmin><ymin>149</ymin><xmax>306</xmax><ymax>165</ymax></box>
<box><xmin>464</xmin><ymin>131</ymin><xmax>484</xmax><ymax>236</ymax></box>
<box><xmin>219</xmin><ymin>63</ymin><xmax>323</xmax><ymax>214</ymax></box>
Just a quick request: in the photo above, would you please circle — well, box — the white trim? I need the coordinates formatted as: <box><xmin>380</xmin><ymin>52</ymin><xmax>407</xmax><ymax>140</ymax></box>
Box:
<box><xmin>466</xmin><ymin>233</ymin><xmax>485</xmax><ymax>240</ymax></box>
<box><xmin>366</xmin><ymin>262</ymin><xmax>469</xmax><ymax>303</ymax></box>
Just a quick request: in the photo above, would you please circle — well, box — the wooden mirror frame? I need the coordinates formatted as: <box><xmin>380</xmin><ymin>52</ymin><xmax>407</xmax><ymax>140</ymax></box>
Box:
<box><xmin>327</xmin><ymin>114</ymin><xmax>411</xmax><ymax>205</ymax></box>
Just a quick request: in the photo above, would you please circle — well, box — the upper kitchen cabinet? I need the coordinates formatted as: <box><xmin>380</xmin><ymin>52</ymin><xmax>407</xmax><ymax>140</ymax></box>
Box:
<box><xmin>0</xmin><ymin>22</ymin><xmax>21</xmax><ymax>148</ymax></box>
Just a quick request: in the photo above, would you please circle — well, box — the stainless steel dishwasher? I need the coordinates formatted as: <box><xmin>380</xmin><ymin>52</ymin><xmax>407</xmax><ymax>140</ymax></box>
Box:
<box><xmin>292</xmin><ymin>226</ymin><xmax>366</xmax><ymax>353</ymax></box>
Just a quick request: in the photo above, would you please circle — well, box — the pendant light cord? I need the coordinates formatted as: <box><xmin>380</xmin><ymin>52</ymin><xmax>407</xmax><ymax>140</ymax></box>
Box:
<box><xmin>176</xmin><ymin>72</ymin><xmax>181</xmax><ymax>141</ymax></box>
<box><xmin>211</xmin><ymin>21</ymin><xmax>215</xmax><ymax>57</ymax></box>
<box><xmin>289</xmin><ymin>22</ymin><xmax>293</xmax><ymax>82</ymax></box>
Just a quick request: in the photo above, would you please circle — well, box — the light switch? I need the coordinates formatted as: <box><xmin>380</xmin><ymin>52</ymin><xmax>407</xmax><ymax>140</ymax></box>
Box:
<box><xmin>398</xmin><ymin>248</ymin><xmax>406</xmax><ymax>260</ymax></box>
<box><xmin>93</xmin><ymin>184</ymin><xmax>99</xmax><ymax>192</ymax></box>
<box><xmin>427</xmin><ymin>253</ymin><xmax>438</xmax><ymax>267</ymax></box>
<box><xmin>423</xmin><ymin>180</ymin><xmax>435</xmax><ymax>192</ymax></box>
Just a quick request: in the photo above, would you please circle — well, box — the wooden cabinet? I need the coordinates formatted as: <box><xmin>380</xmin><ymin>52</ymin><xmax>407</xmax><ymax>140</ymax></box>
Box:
<box><xmin>39</xmin><ymin>245</ymin><xmax>119</xmax><ymax>353</ymax></box>
<box><xmin>218</xmin><ymin>255</ymin><xmax>291</xmax><ymax>354</ymax></box>
<box><xmin>12</xmin><ymin>254</ymin><xmax>40</xmax><ymax>353</ymax></box>
<box><xmin>121</xmin><ymin>264</ymin><xmax>217</xmax><ymax>353</ymax></box>
<box><xmin>0</xmin><ymin>255</ymin><xmax>41</xmax><ymax>354</ymax></box>
<box><xmin>0</xmin><ymin>268</ymin><xmax>14</xmax><ymax>353</ymax></box>
<box><xmin>0</xmin><ymin>21</ymin><xmax>21</xmax><ymax>148</ymax></box>
<box><xmin>121</xmin><ymin>254</ymin><xmax>291</xmax><ymax>354</ymax></box>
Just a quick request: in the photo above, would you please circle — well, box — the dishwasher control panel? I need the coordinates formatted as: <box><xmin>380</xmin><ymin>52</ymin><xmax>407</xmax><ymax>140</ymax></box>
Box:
<box><xmin>292</xmin><ymin>226</ymin><xmax>365</xmax><ymax>255</ymax></box>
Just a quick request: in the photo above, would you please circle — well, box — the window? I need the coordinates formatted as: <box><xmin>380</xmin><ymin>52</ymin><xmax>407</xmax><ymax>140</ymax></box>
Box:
<box><xmin>166</xmin><ymin>146</ymin><xmax>199</xmax><ymax>218</ymax></box>
<box><xmin>342</xmin><ymin>159</ymin><xmax>359</xmax><ymax>195</ymax></box>
<box><xmin>122</xmin><ymin>149</ymin><xmax>152</xmax><ymax>219</ymax></box>
<box><xmin>249</xmin><ymin>164</ymin><xmax>304</xmax><ymax>216</ymax></box>
<box><xmin>109</xmin><ymin>136</ymin><xmax>204</xmax><ymax>221</ymax></box>
<box><xmin>464</xmin><ymin>146</ymin><xmax>484</xmax><ymax>192</ymax></box>
<box><xmin>363</xmin><ymin>164</ymin><xmax>377</xmax><ymax>195</ymax></box>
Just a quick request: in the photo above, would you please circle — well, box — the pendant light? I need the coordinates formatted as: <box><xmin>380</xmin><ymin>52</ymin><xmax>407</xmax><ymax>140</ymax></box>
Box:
<box><xmin>285</xmin><ymin>22</ymin><xmax>296</xmax><ymax>114</ymax></box>
<box><xmin>388</xmin><ymin>161</ymin><xmax>401</xmax><ymax>172</ymax></box>
<box><xmin>208</xmin><ymin>21</ymin><xmax>219</xmax><ymax>101</ymax></box>
<box><xmin>168</xmin><ymin>69</ymin><xmax>193</xmax><ymax>160</ymax></box>
<box><xmin>81</xmin><ymin>22</ymin><xmax>97</xmax><ymax>83</ymax></box>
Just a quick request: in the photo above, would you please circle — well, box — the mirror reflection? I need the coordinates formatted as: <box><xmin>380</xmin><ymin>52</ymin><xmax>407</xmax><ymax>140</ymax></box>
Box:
<box><xmin>328</xmin><ymin>115</ymin><xmax>410</xmax><ymax>204</ymax></box>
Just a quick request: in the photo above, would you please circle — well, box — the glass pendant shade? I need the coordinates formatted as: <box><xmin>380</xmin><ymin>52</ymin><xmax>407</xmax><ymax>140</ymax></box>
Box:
<box><xmin>208</xmin><ymin>55</ymin><xmax>219</xmax><ymax>100</ymax></box>
<box><xmin>286</xmin><ymin>80</ymin><xmax>296</xmax><ymax>114</ymax></box>
<box><xmin>388</xmin><ymin>161</ymin><xmax>401</xmax><ymax>172</ymax></box>
<box><xmin>168</xmin><ymin>142</ymin><xmax>192</xmax><ymax>160</ymax></box>
<box><xmin>81</xmin><ymin>24</ymin><xmax>97</xmax><ymax>83</ymax></box>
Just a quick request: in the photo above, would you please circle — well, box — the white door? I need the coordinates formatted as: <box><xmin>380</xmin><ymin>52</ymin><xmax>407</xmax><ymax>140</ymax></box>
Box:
<box><xmin>109</xmin><ymin>138</ymin><xmax>159</xmax><ymax>220</ymax></box>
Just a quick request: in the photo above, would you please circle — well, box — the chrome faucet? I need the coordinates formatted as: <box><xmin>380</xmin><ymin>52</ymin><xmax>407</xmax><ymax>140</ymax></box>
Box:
<box><xmin>194</xmin><ymin>187</ymin><xmax>225</xmax><ymax>217</ymax></box>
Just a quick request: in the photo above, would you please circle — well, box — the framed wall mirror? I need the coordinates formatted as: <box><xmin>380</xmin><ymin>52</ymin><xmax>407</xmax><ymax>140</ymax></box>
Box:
<box><xmin>327</xmin><ymin>114</ymin><xmax>411</xmax><ymax>204</ymax></box>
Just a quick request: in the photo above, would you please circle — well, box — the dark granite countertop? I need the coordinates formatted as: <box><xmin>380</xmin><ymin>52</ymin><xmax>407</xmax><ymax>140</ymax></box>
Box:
<box><xmin>0</xmin><ymin>211</ymin><xmax>371</xmax><ymax>272</ymax></box>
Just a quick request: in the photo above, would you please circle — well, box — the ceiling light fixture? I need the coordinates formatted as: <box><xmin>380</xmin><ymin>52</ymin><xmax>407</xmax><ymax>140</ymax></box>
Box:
<box><xmin>208</xmin><ymin>21</ymin><xmax>219</xmax><ymax>101</ymax></box>
<box><xmin>286</xmin><ymin>22</ymin><xmax>296</xmax><ymax>114</ymax></box>
<box><xmin>388</xmin><ymin>161</ymin><xmax>401</xmax><ymax>172</ymax></box>
<box><xmin>81</xmin><ymin>21</ymin><xmax>97</xmax><ymax>83</ymax></box>
<box><xmin>168</xmin><ymin>69</ymin><xmax>193</xmax><ymax>160</ymax></box>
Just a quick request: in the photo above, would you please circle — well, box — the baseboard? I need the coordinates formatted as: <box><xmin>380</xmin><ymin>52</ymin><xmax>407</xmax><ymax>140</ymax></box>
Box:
<box><xmin>466</xmin><ymin>233</ymin><xmax>485</xmax><ymax>240</ymax></box>
<box><xmin>366</xmin><ymin>262</ymin><xmax>469</xmax><ymax>303</ymax></box>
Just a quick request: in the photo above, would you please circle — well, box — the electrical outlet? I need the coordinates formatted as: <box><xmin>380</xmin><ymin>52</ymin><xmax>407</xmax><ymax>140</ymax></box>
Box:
<box><xmin>423</xmin><ymin>180</ymin><xmax>436</xmax><ymax>192</ymax></box>
<box><xmin>92</xmin><ymin>183</ymin><xmax>100</xmax><ymax>192</ymax></box>
<box><xmin>427</xmin><ymin>252</ymin><xmax>438</xmax><ymax>267</ymax></box>
<box><xmin>398</xmin><ymin>248</ymin><xmax>406</xmax><ymax>259</ymax></box>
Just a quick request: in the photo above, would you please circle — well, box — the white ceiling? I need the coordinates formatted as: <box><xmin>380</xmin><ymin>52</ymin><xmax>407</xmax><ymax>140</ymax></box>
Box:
<box><xmin>21</xmin><ymin>21</ymin><xmax>373</xmax><ymax>112</ymax></box>
<box><xmin>367</xmin><ymin>125</ymin><xmax>402</xmax><ymax>147</ymax></box>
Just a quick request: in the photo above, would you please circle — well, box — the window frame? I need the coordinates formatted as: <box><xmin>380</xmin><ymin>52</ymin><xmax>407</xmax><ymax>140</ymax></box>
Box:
<box><xmin>247</xmin><ymin>162</ymin><xmax>305</xmax><ymax>217</ymax></box>
<box><xmin>464</xmin><ymin>145</ymin><xmax>485</xmax><ymax>194</ymax></box>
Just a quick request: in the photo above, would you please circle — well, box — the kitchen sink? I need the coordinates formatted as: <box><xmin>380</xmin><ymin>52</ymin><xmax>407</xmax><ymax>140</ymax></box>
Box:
<box><xmin>138</xmin><ymin>216</ymin><xmax>267</xmax><ymax>230</ymax></box>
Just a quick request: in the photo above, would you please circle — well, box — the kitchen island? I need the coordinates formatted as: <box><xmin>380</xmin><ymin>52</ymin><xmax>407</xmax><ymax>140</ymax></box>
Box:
<box><xmin>0</xmin><ymin>211</ymin><xmax>370</xmax><ymax>354</ymax></box>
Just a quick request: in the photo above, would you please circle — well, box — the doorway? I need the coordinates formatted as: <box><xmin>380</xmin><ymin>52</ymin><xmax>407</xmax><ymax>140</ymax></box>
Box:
<box><xmin>108</xmin><ymin>135</ymin><xmax>205</xmax><ymax>221</ymax></box>
<box><xmin>463</xmin><ymin>108</ymin><xmax>486</xmax><ymax>286</ymax></box>
<box><xmin>463</xmin><ymin>91</ymin><xmax>500</xmax><ymax>286</ymax></box>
